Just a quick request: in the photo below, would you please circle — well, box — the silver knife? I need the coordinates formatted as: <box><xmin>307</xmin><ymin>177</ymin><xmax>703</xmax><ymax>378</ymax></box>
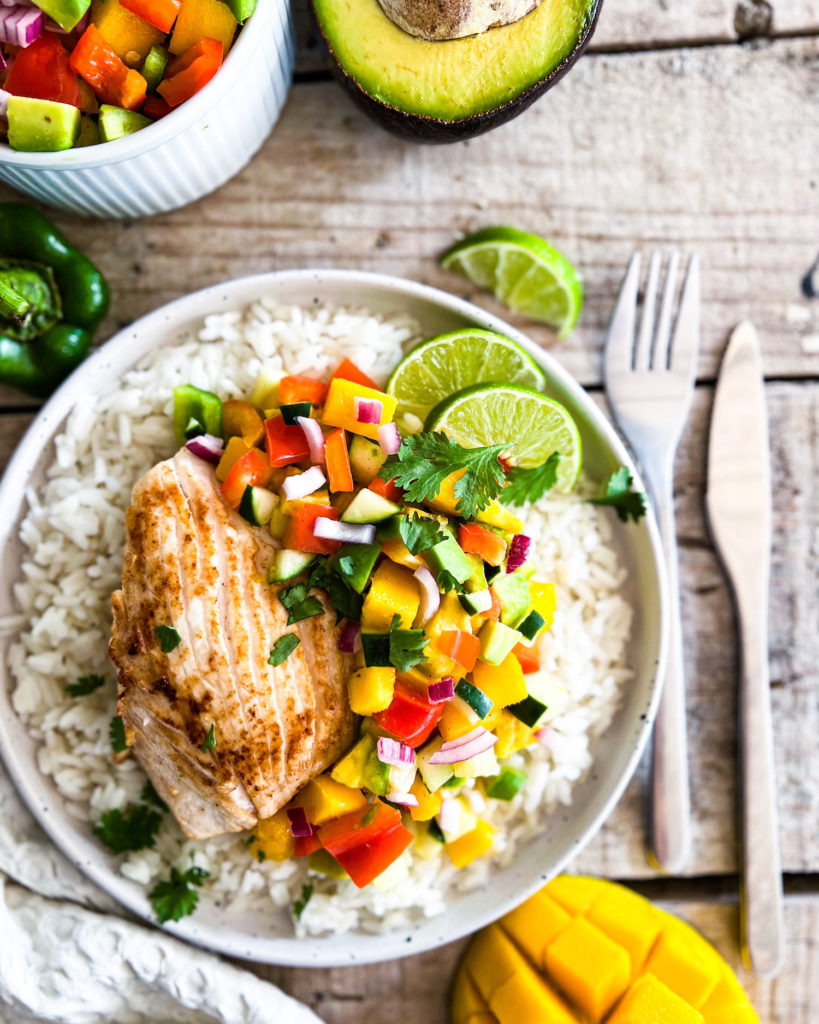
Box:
<box><xmin>705</xmin><ymin>321</ymin><xmax>783</xmax><ymax>978</ymax></box>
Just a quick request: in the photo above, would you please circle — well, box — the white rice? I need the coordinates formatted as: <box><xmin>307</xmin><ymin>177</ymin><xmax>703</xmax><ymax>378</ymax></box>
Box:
<box><xmin>2</xmin><ymin>298</ymin><xmax>633</xmax><ymax>937</ymax></box>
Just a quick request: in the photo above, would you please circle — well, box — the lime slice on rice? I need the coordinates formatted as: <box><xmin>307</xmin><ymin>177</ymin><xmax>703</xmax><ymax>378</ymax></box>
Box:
<box><xmin>440</xmin><ymin>227</ymin><xmax>583</xmax><ymax>339</ymax></box>
<box><xmin>426</xmin><ymin>383</ymin><xmax>582</xmax><ymax>492</ymax></box>
<box><xmin>387</xmin><ymin>328</ymin><xmax>546</xmax><ymax>424</ymax></box>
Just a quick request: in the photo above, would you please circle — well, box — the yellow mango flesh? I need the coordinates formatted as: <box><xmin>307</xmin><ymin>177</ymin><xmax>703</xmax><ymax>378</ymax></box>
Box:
<box><xmin>290</xmin><ymin>775</ymin><xmax>367</xmax><ymax>826</ymax></box>
<box><xmin>361</xmin><ymin>560</ymin><xmax>420</xmax><ymax>631</ymax></box>
<box><xmin>451</xmin><ymin>876</ymin><xmax>759</xmax><ymax>1024</ymax></box>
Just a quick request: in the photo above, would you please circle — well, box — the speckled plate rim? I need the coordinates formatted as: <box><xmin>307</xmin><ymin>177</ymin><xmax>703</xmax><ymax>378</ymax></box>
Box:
<box><xmin>0</xmin><ymin>269</ymin><xmax>668</xmax><ymax>967</ymax></box>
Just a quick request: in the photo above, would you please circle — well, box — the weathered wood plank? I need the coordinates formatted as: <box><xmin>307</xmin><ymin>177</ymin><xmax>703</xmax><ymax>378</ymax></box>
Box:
<box><xmin>2</xmin><ymin>39</ymin><xmax>814</xmax><ymax>394</ymax></box>
<box><xmin>253</xmin><ymin>894</ymin><xmax>819</xmax><ymax>1024</ymax></box>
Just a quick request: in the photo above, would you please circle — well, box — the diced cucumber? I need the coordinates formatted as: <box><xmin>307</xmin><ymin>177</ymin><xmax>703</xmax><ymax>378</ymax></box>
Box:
<box><xmin>486</xmin><ymin>766</ymin><xmax>527</xmax><ymax>801</ymax></box>
<box><xmin>280</xmin><ymin>401</ymin><xmax>312</xmax><ymax>425</ymax></box>
<box><xmin>517</xmin><ymin>609</ymin><xmax>546</xmax><ymax>641</ymax></box>
<box><xmin>454</xmin><ymin>679</ymin><xmax>493</xmax><ymax>719</ymax></box>
<box><xmin>416</xmin><ymin>737</ymin><xmax>454</xmax><ymax>792</ymax></box>
<box><xmin>425</xmin><ymin>535</ymin><xmax>473</xmax><ymax>585</ymax></box>
<box><xmin>507</xmin><ymin>694</ymin><xmax>548</xmax><ymax>728</ymax></box>
<box><xmin>341</xmin><ymin>488</ymin><xmax>401</xmax><ymax>524</ymax></box>
<box><xmin>331</xmin><ymin>542</ymin><xmax>381</xmax><ymax>593</ymax></box>
<box><xmin>525</xmin><ymin>675</ymin><xmax>570</xmax><ymax>723</ymax></box>
<box><xmin>268</xmin><ymin>548</ymin><xmax>316</xmax><ymax>583</ymax></box>
<box><xmin>427</xmin><ymin>818</ymin><xmax>446</xmax><ymax>843</ymax></box>
<box><xmin>239</xmin><ymin>485</ymin><xmax>278</xmax><ymax>527</ymax></box>
<box><xmin>452</xmin><ymin>747</ymin><xmax>499</xmax><ymax>779</ymax></box>
<box><xmin>458</xmin><ymin>589</ymin><xmax>493</xmax><ymax>615</ymax></box>
<box><xmin>491</xmin><ymin>570</ymin><xmax>532</xmax><ymax>628</ymax></box>
<box><xmin>478</xmin><ymin>620</ymin><xmax>523</xmax><ymax>665</ymax></box>
<box><xmin>349</xmin><ymin>435</ymin><xmax>387</xmax><ymax>484</ymax></box>
<box><xmin>361</xmin><ymin>632</ymin><xmax>391</xmax><ymax>667</ymax></box>
<box><xmin>98</xmin><ymin>105</ymin><xmax>153</xmax><ymax>143</ymax></box>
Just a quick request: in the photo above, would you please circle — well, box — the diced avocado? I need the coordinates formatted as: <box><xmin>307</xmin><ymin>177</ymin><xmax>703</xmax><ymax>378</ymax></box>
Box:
<box><xmin>486</xmin><ymin>766</ymin><xmax>527</xmax><ymax>801</ymax></box>
<box><xmin>331</xmin><ymin>542</ymin><xmax>381</xmax><ymax>593</ymax></box>
<box><xmin>490</xmin><ymin>569</ymin><xmax>532</xmax><ymax>628</ymax></box>
<box><xmin>425</xmin><ymin>535</ymin><xmax>473</xmax><ymax>585</ymax></box>
<box><xmin>224</xmin><ymin>0</ymin><xmax>256</xmax><ymax>21</ymax></box>
<box><xmin>7</xmin><ymin>97</ymin><xmax>80</xmax><ymax>153</ymax></box>
<box><xmin>458</xmin><ymin>589</ymin><xmax>493</xmax><ymax>615</ymax></box>
<box><xmin>416</xmin><ymin>737</ymin><xmax>454</xmax><ymax>792</ymax></box>
<box><xmin>462</xmin><ymin>552</ymin><xmax>488</xmax><ymax>593</ymax></box>
<box><xmin>507</xmin><ymin>694</ymin><xmax>548</xmax><ymax>728</ymax></box>
<box><xmin>478</xmin><ymin>620</ymin><xmax>522</xmax><ymax>665</ymax></box>
<box><xmin>454</xmin><ymin>679</ymin><xmax>493</xmax><ymax>719</ymax></box>
<box><xmin>238</xmin><ymin>485</ymin><xmax>277</xmax><ymax>527</ymax></box>
<box><xmin>307</xmin><ymin>849</ymin><xmax>348</xmax><ymax>878</ymax></box>
<box><xmin>517</xmin><ymin>609</ymin><xmax>546</xmax><ymax>641</ymax></box>
<box><xmin>75</xmin><ymin>115</ymin><xmax>101</xmax><ymax>148</ymax></box>
<box><xmin>361</xmin><ymin>632</ymin><xmax>391</xmax><ymax>667</ymax></box>
<box><xmin>268</xmin><ymin>548</ymin><xmax>316</xmax><ymax>583</ymax></box>
<box><xmin>330</xmin><ymin>733</ymin><xmax>390</xmax><ymax>797</ymax></box>
<box><xmin>279</xmin><ymin>401</ymin><xmax>313</xmax><ymax>425</ymax></box>
<box><xmin>141</xmin><ymin>44</ymin><xmax>168</xmax><ymax>92</ymax></box>
<box><xmin>98</xmin><ymin>105</ymin><xmax>153</xmax><ymax>143</ymax></box>
<box><xmin>349</xmin><ymin>435</ymin><xmax>387</xmax><ymax>484</ymax></box>
<box><xmin>33</xmin><ymin>0</ymin><xmax>89</xmax><ymax>31</ymax></box>
<box><xmin>341</xmin><ymin>488</ymin><xmax>400</xmax><ymax>524</ymax></box>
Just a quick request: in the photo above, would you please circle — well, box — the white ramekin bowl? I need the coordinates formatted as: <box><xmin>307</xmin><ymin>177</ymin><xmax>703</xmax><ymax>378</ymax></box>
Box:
<box><xmin>0</xmin><ymin>0</ymin><xmax>294</xmax><ymax>218</ymax></box>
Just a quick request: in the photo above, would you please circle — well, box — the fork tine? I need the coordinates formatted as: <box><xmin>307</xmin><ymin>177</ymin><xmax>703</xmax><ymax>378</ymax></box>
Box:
<box><xmin>651</xmin><ymin>251</ymin><xmax>680</xmax><ymax>370</ymax></box>
<box><xmin>634</xmin><ymin>251</ymin><xmax>662</xmax><ymax>370</ymax></box>
<box><xmin>669</xmin><ymin>253</ymin><xmax>700</xmax><ymax>377</ymax></box>
<box><xmin>604</xmin><ymin>253</ymin><xmax>641</xmax><ymax>378</ymax></box>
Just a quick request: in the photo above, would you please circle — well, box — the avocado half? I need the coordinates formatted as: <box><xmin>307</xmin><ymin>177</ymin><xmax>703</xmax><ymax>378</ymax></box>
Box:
<box><xmin>310</xmin><ymin>0</ymin><xmax>603</xmax><ymax>142</ymax></box>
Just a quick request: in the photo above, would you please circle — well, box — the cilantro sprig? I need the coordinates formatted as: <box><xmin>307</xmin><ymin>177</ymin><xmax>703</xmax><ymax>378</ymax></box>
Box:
<box><xmin>388</xmin><ymin>614</ymin><xmax>427</xmax><ymax>673</ymax></box>
<box><xmin>588</xmin><ymin>468</ymin><xmax>647</xmax><ymax>523</ymax></box>
<box><xmin>149</xmin><ymin>865</ymin><xmax>209</xmax><ymax>924</ymax></box>
<box><xmin>66</xmin><ymin>673</ymin><xmax>106</xmax><ymax>698</ymax></box>
<box><xmin>501</xmin><ymin>453</ymin><xmax>562</xmax><ymax>507</ymax></box>
<box><xmin>93</xmin><ymin>804</ymin><xmax>162</xmax><ymax>855</ymax></box>
<box><xmin>278</xmin><ymin>583</ymin><xmax>324</xmax><ymax>624</ymax></box>
<box><xmin>309</xmin><ymin>558</ymin><xmax>364</xmax><ymax>622</ymax></box>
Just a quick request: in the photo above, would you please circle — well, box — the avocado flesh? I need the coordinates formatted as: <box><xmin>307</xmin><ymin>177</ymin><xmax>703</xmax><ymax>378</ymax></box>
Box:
<box><xmin>313</xmin><ymin>0</ymin><xmax>597</xmax><ymax>123</ymax></box>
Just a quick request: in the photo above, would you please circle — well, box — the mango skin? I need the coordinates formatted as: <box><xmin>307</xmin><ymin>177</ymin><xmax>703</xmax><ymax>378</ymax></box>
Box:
<box><xmin>451</xmin><ymin>875</ymin><xmax>759</xmax><ymax>1024</ymax></box>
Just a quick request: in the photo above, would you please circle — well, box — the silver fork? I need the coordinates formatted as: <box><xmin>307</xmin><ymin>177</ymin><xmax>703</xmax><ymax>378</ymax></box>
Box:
<box><xmin>604</xmin><ymin>251</ymin><xmax>700</xmax><ymax>874</ymax></box>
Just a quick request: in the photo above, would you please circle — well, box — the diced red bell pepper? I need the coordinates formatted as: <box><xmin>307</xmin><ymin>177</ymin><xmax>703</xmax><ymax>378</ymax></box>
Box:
<box><xmin>265</xmin><ymin>414</ymin><xmax>310</xmax><ymax>468</ymax></box>
<box><xmin>513</xmin><ymin>642</ymin><xmax>541</xmax><ymax>675</ymax></box>
<box><xmin>331</xmin><ymin>357</ymin><xmax>381</xmax><ymax>393</ymax></box>
<box><xmin>324</xmin><ymin>427</ymin><xmax>353</xmax><ymax>492</ymax></box>
<box><xmin>293</xmin><ymin>833</ymin><xmax>321</xmax><ymax>857</ymax></box>
<box><xmin>70</xmin><ymin>25</ymin><xmax>147</xmax><ymax>111</ymax></box>
<box><xmin>283</xmin><ymin>504</ymin><xmax>341</xmax><ymax>555</ymax></box>
<box><xmin>120</xmin><ymin>0</ymin><xmax>181</xmax><ymax>34</ymax></box>
<box><xmin>141</xmin><ymin>94</ymin><xmax>173</xmax><ymax>118</ymax></box>
<box><xmin>158</xmin><ymin>36</ymin><xmax>221</xmax><ymax>107</ymax></box>
<box><xmin>331</xmin><ymin>822</ymin><xmax>413</xmax><ymax>888</ymax></box>
<box><xmin>318</xmin><ymin>800</ymin><xmax>400</xmax><ymax>856</ymax></box>
<box><xmin>278</xmin><ymin>375</ymin><xmax>328</xmax><ymax>406</ymax></box>
<box><xmin>437</xmin><ymin>630</ymin><xmax>480</xmax><ymax>672</ymax></box>
<box><xmin>458</xmin><ymin>523</ymin><xmax>507</xmax><ymax>567</ymax></box>
<box><xmin>368</xmin><ymin>476</ymin><xmax>404</xmax><ymax>503</ymax></box>
<box><xmin>374</xmin><ymin>683</ymin><xmax>444</xmax><ymax>747</ymax></box>
<box><xmin>4</xmin><ymin>35</ymin><xmax>81</xmax><ymax>108</ymax></box>
<box><xmin>220</xmin><ymin>447</ymin><xmax>272</xmax><ymax>508</ymax></box>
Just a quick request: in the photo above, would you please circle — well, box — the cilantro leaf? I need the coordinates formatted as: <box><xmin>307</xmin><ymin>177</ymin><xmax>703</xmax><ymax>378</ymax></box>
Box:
<box><xmin>140</xmin><ymin>780</ymin><xmax>168</xmax><ymax>811</ymax></box>
<box><xmin>278</xmin><ymin>584</ymin><xmax>308</xmax><ymax>611</ymax></box>
<box><xmin>588</xmin><ymin>467</ymin><xmax>647</xmax><ymax>523</ymax></box>
<box><xmin>379</xmin><ymin>432</ymin><xmax>506</xmax><ymax>519</ymax></box>
<box><xmin>269</xmin><ymin>633</ymin><xmax>300</xmax><ymax>666</ymax></box>
<box><xmin>398</xmin><ymin>513</ymin><xmax>448</xmax><ymax>555</ymax></box>
<box><xmin>109</xmin><ymin>715</ymin><xmax>128</xmax><ymax>753</ymax></box>
<box><xmin>388</xmin><ymin>614</ymin><xmax>427</xmax><ymax>673</ymax></box>
<box><xmin>436</xmin><ymin>570</ymin><xmax>461</xmax><ymax>594</ymax></box>
<box><xmin>155</xmin><ymin>625</ymin><xmax>181</xmax><ymax>653</ymax></box>
<box><xmin>201</xmin><ymin>723</ymin><xmax>216</xmax><ymax>751</ymax></box>
<box><xmin>309</xmin><ymin>558</ymin><xmax>364</xmax><ymax>622</ymax></box>
<box><xmin>278</xmin><ymin>582</ymin><xmax>324</xmax><ymax>624</ymax></box>
<box><xmin>66</xmin><ymin>673</ymin><xmax>106</xmax><ymax>698</ymax></box>
<box><xmin>93</xmin><ymin>804</ymin><xmax>162</xmax><ymax>854</ymax></box>
<box><xmin>149</xmin><ymin>866</ymin><xmax>209</xmax><ymax>924</ymax></box>
<box><xmin>293</xmin><ymin>882</ymin><xmax>314</xmax><ymax>920</ymax></box>
<box><xmin>336</xmin><ymin>555</ymin><xmax>355</xmax><ymax>576</ymax></box>
<box><xmin>501</xmin><ymin>453</ymin><xmax>562</xmax><ymax>507</ymax></box>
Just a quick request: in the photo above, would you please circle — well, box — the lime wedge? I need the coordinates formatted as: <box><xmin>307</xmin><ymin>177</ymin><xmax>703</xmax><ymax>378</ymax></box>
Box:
<box><xmin>426</xmin><ymin>383</ymin><xmax>581</xmax><ymax>491</ymax></box>
<box><xmin>441</xmin><ymin>227</ymin><xmax>583</xmax><ymax>338</ymax></box>
<box><xmin>387</xmin><ymin>328</ymin><xmax>546</xmax><ymax>424</ymax></box>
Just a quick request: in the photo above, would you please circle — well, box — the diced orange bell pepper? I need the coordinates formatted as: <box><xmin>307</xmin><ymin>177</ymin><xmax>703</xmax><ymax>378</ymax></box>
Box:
<box><xmin>220</xmin><ymin>447</ymin><xmax>272</xmax><ymax>508</ymax></box>
<box><xmin>120</xmin><ymin>0</ymin><xmax>180</xmax><ymax>33</ymax></box>
<box><xmin>513</xmin><ymin>642</ymin><xmax>541</xmax><ymax>674</ymax></box>
<box><xmin>222</xmin><ymin>399</ymin><xmax>264</xmax><ymax>447</ymax></box>
<box><xmin>437</xmin><ymin>630</ymin><xmax>481</xmax><ymax>672</ymax></box>
<box><xmin>331</xmin><ymin>357</ymin><xmax>381</xmax><ymax>392</ymax></box>
<box><xmin>158</xmin><ymin>36</ymin><xmax>221</xmax><ymax>106</ymax></box>
<box><xmin>169</xmin><ymin>0</ymin><xmax>236</xmax><ymax>56</ymax></box>
<box><xmin>283</xmin><ymin>504</ymin><xmax>341</xmax><ymax>554</ymax></box>
<box><xmin>293</xmin><ymin>833</ymin><xmax>321</xmax><ymax>857</ymax></box>
<box><xmin>368</xmin><ymin>476</ymin><xmax>404</xmax><ymax>502</ymax></box>
<box><xmin>458</xmin><ymin>523</ymin><xmax>507</xmax><ymax>567</ymax></box>
<box><xmin>277</xmin><ymin>374</ymin><xmax>328</xmax><ymax>406</ymax></box>
<box><xmin>91</xmin><ymin>0</ymin><xmax>164</xmax><ymax>62</ymax></box>
<box><xmin>265</xmin><ymin>414</ymin><xmax>310</xmax><ymax>468</ymax></box>
<box><xmin>70</xmin><ymin>24</ymin><xmax>148</xmax><ymax>110</ymax></box>
<box><xmin>324</xmin><ymin>428</ymin><xmax>354</xmax><ymax>492</ymax></box>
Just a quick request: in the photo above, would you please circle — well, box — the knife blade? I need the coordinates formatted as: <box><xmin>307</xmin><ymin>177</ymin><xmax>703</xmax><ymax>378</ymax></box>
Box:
<box><xmin>705</xmin><ymin>321</ymin><xmax>783</xmax><ymax>978</ymax></box>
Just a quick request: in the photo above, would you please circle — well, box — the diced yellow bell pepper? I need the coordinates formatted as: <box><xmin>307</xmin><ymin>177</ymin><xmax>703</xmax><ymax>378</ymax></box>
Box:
<box><xmin>361</xmin><ymin>561</ymin><xmax>419</xmax><ymax>631</ymax></box>
<box><xmin>216</xmin><ymin>435</ymin><xmax>251</xmax><ymax>482</ymax></box>
<box><xmin>347</xmin><ymin>667</ymin><xmax>396</xmax><ymax>715</ymax></box>
<box><xmin>447</xmin><ymin>820</ymin><xmax>494</xmax><ymax>868</ymax></box>
<box><xmin>439</xmin><ymin>699</ymin><xmax>478</xmax><ymax>742</ymax></box>
<box><xmin>291</xmin><ymin>774</ymin><xmax>367</xmax><ymax>826</ymax></box>
<box><xmin>321</xmin><ymin>377</ymin><xmax>397</xmax><ymax>441</ymax></box>
<box><xmin>92</xmin><ymin>0</ymin><xmax>164</xmax><ymax>61</ymax></box>
<box><xmin>644</xmin><ymin>930</ymin><xmax>720</xmax><ymax>1009</ymax></box>
<box><xmin>530</xmin><ymin>581</ymin><xmax>557</xmax><ymax>630</ymax></box>
<box><xmin>607</xmin><ymin>975</ymin><xmax>704</xmax><ymax>1024</ymax></box>
<box><xmin>409</xmin><ymin>775</ymin><xmax>442</xmax><ymax>821</ymax></box>
<box><xmin>380</xmin><ymin>538</ymin><xmax>423</xmax><ymax>570</ymax></box>
<box><xmin>472</xmin><ymin>653</ymin><xmax>527</xmax><ymax>709</ymax></box>
<box><xmin>544</xmin><ymin>916</ymin><xmax>631</xmax><ymax>1020</ymax></box>
<box><xmin>252</xmin><ymin>808</ymin><xmax>295</xmax><ymax>862</ymax></box>
<box><xmin>493</xmin><ymin>709</ymin><xmax>534</xmax><ymax>758</ymax></box>
<box><xmin>169</xmin><ymin>0</ymin><xmax>237</xmax><ymax>56</ymax></box>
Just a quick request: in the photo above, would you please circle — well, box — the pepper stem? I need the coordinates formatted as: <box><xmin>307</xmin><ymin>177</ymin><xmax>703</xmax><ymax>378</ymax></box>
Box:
<box><xmin>0</xmin><ymin>273</ymin><xmax>33</xmax><ymax>324</ymax></box>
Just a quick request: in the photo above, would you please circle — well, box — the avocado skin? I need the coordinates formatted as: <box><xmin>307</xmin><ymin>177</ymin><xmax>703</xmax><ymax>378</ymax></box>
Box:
<box><xmin>310</xmin><ymin>0</ymin><xmax>603</xmax><ymax>143</ymax></box>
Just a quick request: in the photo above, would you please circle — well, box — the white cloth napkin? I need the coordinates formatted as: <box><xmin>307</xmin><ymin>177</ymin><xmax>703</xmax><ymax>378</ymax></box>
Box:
<box><xmin>0</xmin><ymin>762</ymin><xmax>323</xmax><ymax>1024</ymax></box>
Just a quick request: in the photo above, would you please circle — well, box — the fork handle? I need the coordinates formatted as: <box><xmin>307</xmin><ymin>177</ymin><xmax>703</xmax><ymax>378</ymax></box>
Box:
<box><xmin>649</xmin><ymin>465</ymin><xmax>692</xmax><ymax>873</ymax></box>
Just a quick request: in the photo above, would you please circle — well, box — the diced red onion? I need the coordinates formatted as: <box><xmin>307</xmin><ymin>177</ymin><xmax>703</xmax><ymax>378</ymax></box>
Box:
<box><xmin>354</xmin><ymin>397</ymin><xmax>383</xmax><ymax>425</ymax></box>
<box><xmin>282</xmin><ymin>466</ymin><xmax>325</xmax><ymax>502</ymax></box>
<box><xmin>506</xmin><ymin>534</ymin><xmax>531</xmax><ymax>573</ymax></box>
<box><xmin>429</xmin><ymin>726</ymin><xmax>497</xmax><ymax>765</ymax></box>
<box><xmin>337</xmin><ymin>620</ymin><xmax>360</xmax><ymax>654</ymax></box>
<box><xmin>535</xmin><ymin>725</ymin><xmax>555</xmax><ymax>749</ymax></box>
<box><xmin>185</xmin><ymin>434</ymin><xmax>224</xmax><ymax>464</ymax></box>
<box><xmin>427</xmin><ymin>677</ymin><xmax>455</xmax><ymax>704</ymax></box>
<box><xmin>0</xmin><ymin>5</ymin><xmax>43</xmax><ymax>45</ymax></box>
<box><xmin>296</xmin><ymin>416</ymin><xmax>325</xmax><ymax>464</ymax></box>
<box><xmin>377</xmin><ymin>421</ymin><xmax>401</xmax><ymax>456</ymax></box>
<box><xmin>286</xmin><ymin>806</ymin><xmax>313</xmax><ymax>838</ymax></box>
<box><xmin>313</xmin><ymin>518</ymin><xmax>375</xmax><ymax>545</ymax></box>
<box><xmin>413</xmin><ymin>566</ymin><xmax>440</xmax><ymax>626</ymax></box>
<box><xmin>437</xmin><ymin>798</ymin><xmax>460</xmax><ymax>834</ymax></box>
<box><xmin>386</xmin><ymin>791</ymin><xmax>418</xmax><ymax>807</ymax></box>
<box><xmin>377</xmin><ymin>736</ymin><xmax>415</xmax><ymax>767</ymax></box>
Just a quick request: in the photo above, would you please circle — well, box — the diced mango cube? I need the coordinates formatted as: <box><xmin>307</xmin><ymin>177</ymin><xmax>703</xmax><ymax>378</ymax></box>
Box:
<box><xmin>446</xmin><ymin>821</ymin><xmax>494</xmax><ymax>868</ymax></box>
<box><xmin>347</xmin><ymin>667</ymin><xmax>396</xmax><ymax>715</ymax></box>
<box><xmin>587</xmin><ymin>887</ymin><xmax>662</xmax><ymax>975</ymax></box>
<box><xmin>475</xmin><ymin>499</ymin><xmax>523</xmax><ymax>533</ymax></box>
<box><xmin>500</xmin><ymin>890</ymin><xmax>572</xmax><ymax>968</ymax></box>
<box><xmin>439</xmin><ymin>699</ymin><xmax>477</xmax><ymax>742</ymax></box>
<box><xmin>700</xmin><ymin>977</ymin><xmax>758</xmax><ymax>1024</ymax></box>
<box><xmin>321</xmin><ymin>377</ymin><xmax>397</xmax><ymax>440</ymax></box>
<box><xmin>291</xmin><ymin>775</ymin><xmax>367</xmax><ymax>826</ymax></box>
<box><xmin>361</xmin><ymin>561</ymin><xmax>419</xmax><ymax>632</ymax></box>
<box><xmin>215</xmin><ymin>435</ymin><xmax>251</xmax><ymax>482</ymax></box>
<box><xmin>409</xmin><ymin>775</ymin><xmax>442</xmax><ymax>821</ymax></box>
<box><xmin>607</xmin><ymin>974</ymin><xmax>704</xmax><ymax>1024</ymax></box>
<box><xmin>252</xmin><ymin>808</ymin><xmax>295</xmax><ymax>862</ymax></box>
<box><xmin>451</xmin><ymin>969</ymin><xmax>493</xmax><ymax>1024</ymax></box>
<box><xmin>546</xmin><ymin>873</ymin><xmax>608</xmax><ymax>915</ymax></box>
<box><xmin>544</xmin><ymin>916</ymin><xmax>631</xmax><ymax>1020</ymax></box>
<box><xmin>472</xmin><ymin>653</ymin><xmax>528</xmax><ymax>708</ymax></box>
<box><xmin>530</xmin><ymin>581</ymin><xmax>557</xmax><ymax>629</ymax></box>
<box><xmin>380</xmin><ymin>538</ymin><xmax>423</xmax><ymax>569</ymax></box>
<box><xmin>644</xmin><ymin>929</ymin><xmax>721</xmax><ymax>1008</ymax></box>
<box><xmin>493</xmin><ymin>709</ymin><xmax>534</xmax><ymax>758</ymax></box>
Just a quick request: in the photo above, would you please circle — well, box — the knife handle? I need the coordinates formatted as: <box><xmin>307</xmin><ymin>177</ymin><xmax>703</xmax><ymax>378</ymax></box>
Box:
<box><xmin>649</xmin><ymin>466</ymin><xmax>692</xmax><ymax>874</ymax></box>
<box><xmin>735</xmin><ymin>583</ymin><xmax>784</xmax><ymax>978</ymax></box>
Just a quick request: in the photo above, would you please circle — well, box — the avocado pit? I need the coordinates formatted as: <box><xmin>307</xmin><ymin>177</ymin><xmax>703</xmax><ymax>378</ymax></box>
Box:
<box><xmin>376</xmin><ymin>0</ymin><xmax>543</xmax><ymax>40</ymax></box>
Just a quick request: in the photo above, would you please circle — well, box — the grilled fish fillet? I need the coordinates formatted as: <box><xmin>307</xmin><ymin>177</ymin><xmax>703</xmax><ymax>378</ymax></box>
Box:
<box><xmin>109</xmin><ymin>447</ymin><xmax>355</xmax><ymax>840</ymax></box>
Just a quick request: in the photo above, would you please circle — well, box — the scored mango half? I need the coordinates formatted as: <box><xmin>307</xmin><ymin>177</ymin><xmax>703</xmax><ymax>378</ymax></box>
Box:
<box><xmin>451</xmin><ymin>876</ymin><xmax>759</xmax><ymax>1024</ymax></box>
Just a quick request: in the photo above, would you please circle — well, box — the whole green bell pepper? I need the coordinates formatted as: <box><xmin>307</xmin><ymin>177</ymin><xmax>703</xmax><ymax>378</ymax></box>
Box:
<box><xmin>0</xmin><ymin>203</ymin><xmax>110</xmax><ymax>397</ymax></box>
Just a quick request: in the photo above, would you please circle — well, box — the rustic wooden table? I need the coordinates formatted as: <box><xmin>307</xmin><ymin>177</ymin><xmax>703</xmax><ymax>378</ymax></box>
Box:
<box><xmin>1</xmin><ymin>0</ymin><xmax>817</xmax><ymax>1019</ymax></box>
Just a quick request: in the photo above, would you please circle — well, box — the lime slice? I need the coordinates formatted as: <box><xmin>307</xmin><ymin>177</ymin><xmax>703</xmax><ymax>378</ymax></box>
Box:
<box><xmin>387</xmin><ymin>328</ymin><xmax>546</xmax><ymax>424</ymax></box>
<box><xmin>441</xmin><ymin>227</ymin><xmax>583</xmax><ymax>338</ymax></box>
<box><xmin>426</xmin><ymin>383</ymin><xmax>581</xmax><ymax>492</ymax></box>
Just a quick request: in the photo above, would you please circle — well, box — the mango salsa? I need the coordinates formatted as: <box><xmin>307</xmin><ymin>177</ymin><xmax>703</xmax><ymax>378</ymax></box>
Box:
<box><xmin>361</xmin><ymin>560</ymin><xmax>420</xmax><ymax>631</ymax></box>
<box><xmin>321</xmin><ymin>377</ymin><xmax>397</xmax><ymax>440</ymax></box>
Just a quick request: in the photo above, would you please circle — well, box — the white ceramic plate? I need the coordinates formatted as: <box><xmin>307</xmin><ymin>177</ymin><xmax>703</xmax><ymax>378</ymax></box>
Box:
<box><xmin>0</xmin><ymin>270</ymin><xmax>667</xmax><ymax>967</ymax></box>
